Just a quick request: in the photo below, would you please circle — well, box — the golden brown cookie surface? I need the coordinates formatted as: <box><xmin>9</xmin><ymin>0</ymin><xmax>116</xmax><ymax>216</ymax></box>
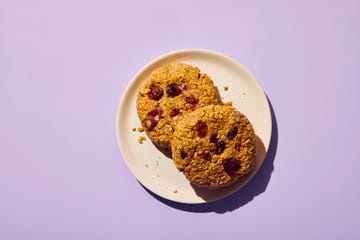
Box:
<box><xmin>171</xmin><ymin>105</ymin><xmax>256</xmax><ymax>189</ymax></box>
<box><xmin>136</xmin><ymin>63</ymin><xmax>220</xmax><ymax>148</ymax></box>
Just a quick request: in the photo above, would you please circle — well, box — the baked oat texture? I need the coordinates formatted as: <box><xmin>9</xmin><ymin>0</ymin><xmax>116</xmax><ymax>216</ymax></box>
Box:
<box><xmin>171</xmin><ymin>105</ymin><xmax>256</xmax><ymax>189</ymax></box>
<box><xmin>136</xmin><ymin>63</ymin><xmax>220</xmax><ymax>148</ymax></box>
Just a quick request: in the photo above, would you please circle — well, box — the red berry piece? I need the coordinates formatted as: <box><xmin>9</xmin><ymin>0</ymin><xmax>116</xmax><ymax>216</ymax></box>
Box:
<box><xmin>226</xmin><ymin>127</ymin><xmax>238</xmax><ymax>140</ymax></box>
<box><xmin>199</xmin><ymin>150</ymin><xmax>211</xmax><ymax>161</ymax></box>
<box><xmin>185</xmin><ymin>95</ymin><xmax>199</xmax><ymax>104</ymax></box>
<box><xmin>148</xmin><ymin>84</ymin><xmax>164</xmax><ymax>100</ymax></box>
<box><xmin>146</xmin><ymin>107</ymin><xmax>162</xmax><ymax>118</ymax></box>
<box><xmin>222</xmin><ymin>158</ymin><xmax>241</xmax><ymax>176</ymax></box>
<box><xmin>215</xmin><ymin>141</ymin><xmax>226</xmax><ymax>154</ymax></box>
<box><xmin>166</xmin><ymin>83</ymin><xmax>182</xmax><ymax>97</ymax></box>
<box><xmin>196</xmin><ymin>120</ymin><xmax>208</xmax><ymax>137</ymax></box>
<box><xmin>184</xmin><ymin>95</ymin><xmax>199</xmax><ymax>110</ymax></box>
<box><xmin>145</xmin><ymin>107</ymin><xmax>163</xmax><ymax>131</ymax></box>
<box><xmin>169</xmin><ymin>108</ymin><xmax>181</xmax><ymax>117</ymax></box>
<box><xmin>210</xmin><ymin>134</ymin><xmax>218</xmax><ymax>143</ymax></box>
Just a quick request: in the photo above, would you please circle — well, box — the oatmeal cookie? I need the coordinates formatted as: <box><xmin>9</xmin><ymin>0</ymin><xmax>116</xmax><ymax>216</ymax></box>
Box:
<box><xmin>171</xmin><ymin>105</ymin><xmax>256</xmax><ymax>189</ymax></box>
<box><xmin>136</xmin><ymin>63</ymin><xmax>220</xmax><ymax>148</ymax></box>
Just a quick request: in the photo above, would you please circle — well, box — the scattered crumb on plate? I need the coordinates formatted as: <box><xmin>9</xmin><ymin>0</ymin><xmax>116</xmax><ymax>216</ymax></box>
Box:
<box><xmin>145</xmin><ymin>163</ymin><xmax>149</xmax><ymax>168</ymax></box>
<box><xmin>173</xmin><ymin>189</ymin><xmax>178</xmax><ymax>194</ymax></box>
<box><xmin>224</xmin><ymin>86</ymin><xmax>229</xmax><ymax>91</ymax></box>
<box><xmin>132</xmin><ymin>127</ymin><xmax>136</xmax><ymax>132</ymax></box>
<box><xmin>138</xmin><ymin>136</ymin><xmax>146</xmax><ymax>144</ymax></box>
<box><xmin>137</xmin><ymin>127</ymin><xmax>145</xmax><ymax>132</ymax></box>
<box><xmin>156</xmin><ymin>160</ymin><xmax>159</xmax><ymax>166</ymax></box>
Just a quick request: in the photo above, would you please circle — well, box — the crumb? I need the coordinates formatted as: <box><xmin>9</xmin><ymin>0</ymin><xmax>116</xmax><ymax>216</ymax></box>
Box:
<box><xmin>132</xmin><ymin>127</ymin><xmax>136</xmax><ymax>132</ymax></box>
<box><xmin>243</xmin><ymin>92</ymin><xmax>246</xmax><ymax>95</ymax></box>
<box><xmin>145</xmin><ymin>164</ymin><xmax>149</xmax><ymax>168</ymax></box>
<box><xmin>156</xmin><ymin>174</ymin><xmax>159</xmax><ymax>178</ymax></box>
<box><xmin>224</xmin><ymin>86</ymin><xmax>229</xmax><ymax>91</ymax></box>
<box><xmin>138</xmin><ymin>136</ymin><xmax>146</xmax><ymax>144</ymax></box>
<box><xmin>173</xmin><ymin>189</ymin><xmax>178</xmax><ymax>194</ymax></box>
<box><xmin>156</xmin><ymin>160</ymin><xmax>159</xmax><ymax>166</ymax></box>
<box><xmin>137</xmin><ymin>127</ymin><xmax>145</xmax><ymax>132</ymax></box>
<box><xmin>224</xmin><ymin>101</ymin><xmax>233</xmax><ymax>106</ymax></box>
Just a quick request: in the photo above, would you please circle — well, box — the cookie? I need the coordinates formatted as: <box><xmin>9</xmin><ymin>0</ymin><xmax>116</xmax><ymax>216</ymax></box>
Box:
<box><xmin>171</xmin><ymin>105</ymin><xmax>256</xmax><ymax>189</ymax></box>
<box><xmin>136</xmin><ymin>63</ymin><xmax>220</xmax><ymax>148</ymax></box>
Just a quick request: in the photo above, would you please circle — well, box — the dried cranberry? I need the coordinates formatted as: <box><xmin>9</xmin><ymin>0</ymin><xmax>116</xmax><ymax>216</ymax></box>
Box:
<box><xmin>166</xmin><ymin>83</ymin><xmax>182</xmax><ymax>97</ymax></box>
<box><xmin>148</xmin><ymin>84</ymin><xmax>164</xmax><ymax>100</ymax></box>
<box><xmin>147</xmin><ymin>120</ymin><xmax>158</xmax><ymax>131</ymax></box>
<box><xmin>185</xmin><ymin>95</ymin><xmax>199</xmax><ymax>104</ymax></box>
<box><xmin>222</xmin><ymin>158</ymin><xmax>240</xmax><ymax>176</ymax></box>
<box><xmin>146</xmin><ymin>108</ymin><xmax>160</xmax><ymax>118</ymax></box>
<box><xmin>180</xmin><ymin>150</ymin><xmax>187</xmax><ymax>159</ymax></box>
<box><xmin>226</xmin><ymin>127</ymin><xmax>238</xmax><ymax>140</ymax></box>
<box><xmin>145</xmin><ymin>107</ymin><xmax>163</xmax><ymax>131</ymax></box>
<box><xmin>169</xmin><ymin>108</ymin><xmax>181</xmax><ymax>117</ymax></box>
<box><xmin>215</xmin><ymin>141</ymin><xmax>226</xmax><ymax>154</ymax></box>
<box><xmin>199</xmin><ymin>150</ymin><xmax>211</xmax><ymax>161</ymax></box>
<box><xmin>210</xmin><ymin>134</ymin><xmax>218</xmax><ymax>143</ymax></box>
<box><xmin>196</xmin><ymin>120</ymin><xmax>208</xmax><ymax>137</ymax></box>
<box><xmin>184</xmin><ymin>95</ymin><xmax>199</xmax><ymax>110</ymax></box>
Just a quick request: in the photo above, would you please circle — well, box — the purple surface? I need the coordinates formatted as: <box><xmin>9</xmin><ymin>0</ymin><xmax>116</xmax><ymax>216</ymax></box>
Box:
<box><xmin>1</xmin><ymin>0</ymin><xmax>359</xmax><ymax>239</ymax></box>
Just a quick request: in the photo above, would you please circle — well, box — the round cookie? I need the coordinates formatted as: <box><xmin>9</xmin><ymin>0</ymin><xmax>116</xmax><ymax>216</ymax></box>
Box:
<box><xmin>136</xmin><ymin>63</ymin><xmax>220</xmax><ymax>149</ymax></box>
<box><xmin>171</xmin><ymin>105</ymin><xmax>256</xmax><ymax>189</ymax></box>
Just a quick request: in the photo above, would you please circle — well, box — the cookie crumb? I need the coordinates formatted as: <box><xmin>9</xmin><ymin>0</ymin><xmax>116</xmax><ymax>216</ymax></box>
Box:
<box><xmin>156</xmin><ymin>174</ymin><xmax>159</xmax><ymax>178</ymax></box>
<box><xmin>132</xmin><ymin>127</ymin><xmax>136</xmax><ymax>132</ymax></box>
<box><xmin>243</xmin><ymin>92</ymin><xmax>246</xmax><ymax>95</ymax></box>
<box><xmin>224</xmin><ymin>86</ymin><xmax>229</xmax><ymax>91</ymax></box>
<box><xmin>138</xmin><ymin>136</ymin><xmax>146</xmax><ymax>144</ymax></box>
<box><xmin>173</xmin><ymin>189</ymin><xmax>178</xmax><ymax>194</ymax></box>
<box><xmin>224</xmin><ymin>101</ymin><xmax>233</xmax><ymax>106</ymax></box>
<box><xmin>137</xmin><ymin>127</ymin><xmax>145</xmax><ymax>132</ymax></box>
<box><xmin>145</xmin><ymin>163</ymin><xmax>149</xmax><ymax>168</ymax></box>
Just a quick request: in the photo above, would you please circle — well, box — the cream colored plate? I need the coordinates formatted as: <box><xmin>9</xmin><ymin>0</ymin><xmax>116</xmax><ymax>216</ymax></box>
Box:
<box><xmin>116</xmin><ymin>49</ymin><xmax>271</xmax><ymax>204</ymax></box>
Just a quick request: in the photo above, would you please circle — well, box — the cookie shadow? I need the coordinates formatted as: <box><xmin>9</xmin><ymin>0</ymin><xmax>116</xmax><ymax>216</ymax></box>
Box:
<box><xmin>146</xmin><ymin>97</ymin><xmax>278</xmax><ymax>213</ymax></box>
<box><xmin>153</xmin><ymin>144</ymin><xmax>172</xmax><ymax>159</ymax></box>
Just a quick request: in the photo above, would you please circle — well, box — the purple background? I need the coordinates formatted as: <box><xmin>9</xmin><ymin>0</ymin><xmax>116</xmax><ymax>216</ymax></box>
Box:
<box><xmin>1</xmin><ymin>0</ymin><xmax>359</xmax><ymax>239</ymax></box>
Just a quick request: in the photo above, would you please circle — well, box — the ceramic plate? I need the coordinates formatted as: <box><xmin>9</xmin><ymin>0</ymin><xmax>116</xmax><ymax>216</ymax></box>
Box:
<box><xmin>116</xmin><ymin>49</ymin><xmax>271</xmax><ymax>204</ymax></box>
